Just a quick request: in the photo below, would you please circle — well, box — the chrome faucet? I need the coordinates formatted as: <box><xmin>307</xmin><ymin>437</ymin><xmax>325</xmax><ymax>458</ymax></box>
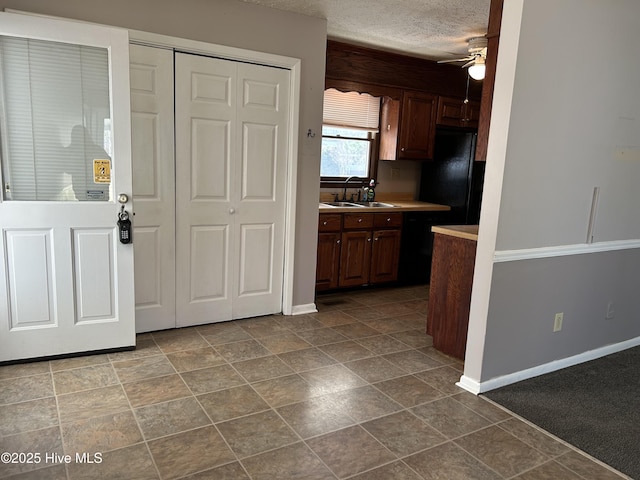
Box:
<box><xmin>342</xmin><ymin>176</ymin><xmax>357</xmax><ymax>201</ymax></box>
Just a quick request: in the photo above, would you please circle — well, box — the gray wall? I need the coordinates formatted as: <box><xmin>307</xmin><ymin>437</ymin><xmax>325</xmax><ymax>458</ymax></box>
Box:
<box><xmin>0</xmin><ymin>0</ymin><xmax>327</xmax><ymax>308</ymax></box>
<box><xmin>466</xmin><ymin>0</ymin><xmax>640</xmax><ymax>385</ymax></box>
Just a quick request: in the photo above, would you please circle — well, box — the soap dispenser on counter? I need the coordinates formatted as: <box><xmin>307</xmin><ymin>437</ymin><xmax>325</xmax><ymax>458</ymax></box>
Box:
<box><xmin>366</xmin><ymin>179</ymin><xmax>376</xmax><ymax>202</ymax></box>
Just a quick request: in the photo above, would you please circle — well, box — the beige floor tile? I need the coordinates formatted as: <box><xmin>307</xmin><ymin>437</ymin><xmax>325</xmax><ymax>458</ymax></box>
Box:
<box><xmin>58</xmin><ymin>385</ymin><xmax>130</xmax><ymax>424</ymax></box>
<box><xmin>318</xmin><ymin>340</ymin><xmax>373</xmax><ymax>362</ymax></box>
<box><xmin>276</xmin><ymin>394</ymin><xmax>354</xmax><ymax>438</ymax></box>
<box><xmin>108</xmin><ymin>337</ymin><xmax>162</xmax><ymax>362</ymax></box>
<box><xmin>374</xmin><ymin>374</ymin><xmax>444</xmax><ymax>408</ymax></box>
<box><xmin>294</xmin><ymin>327</ymin><xmax>348</xmax><ymax>347</ymax></box>
<box><xmin>53</xmin><ymin>364</ymin><xmax>119</xmax><ymax>395</ymax></box>
<box><xmin>135</xmin><ymin>397</ymin><xmax>211</xmax><ymax>439</ymax></box>
<box><xmin>389</xmin><ymin>329</ymin><xmax>434</xmax><ymax>348</ymax></box>
<box><xmin>258</xmin><ymin>332</ymin><xmax>311</xmax><ymax>354</ymax></box>
<box><xmin>362</xmin><ymin>410</ymin><xmax>446</xmax><ymax>456</ymax></box>
<box><xmin>452</xmin><ymin>392</ymin><xmax>512</xmax><ymax>423</ymax></box>
<box><xmin>180</xmin><ymin>364</ymin><xmax>245</xmax><ymax>395</ymax></box>
<box><xmin>306</xmin><ymin>425</ymin><xmax>395</xmax><ymax>478</ymax></box>
<box><xmin>383</xmin><ymin>349</ymin><xmax>443</xmax><ymax>373</ymax></box>
<box><xmin>411</xmin><ymin>396</ymin><xmax>492</xmax><ymax>439</ymax></box>
<box><xmin>0</xmin><ymin>397</ymin><xmax>58</xmax><ymax>436</ymax></box>
<box><xmin>299</xmin><ymin>364</ymin><xmax>367</xmax><ymax>396</ymax></box>
<box><xmin>61</xmin><ymin>410</ymin><xmax>143</xmax><ymax>455</ymax></box>
<box><xmin>330</xmin><ymin>385</ymin><xmax>402</xmax><ymax>422</ymax></box>
<box><xmin>311</xmin><ymin>310</ymin><xmax>358</xmax><ymax>327</ymax></box>
<box><xmin>356</xmin><ymin>334</ymin><xmax>411</xmax><ymax>355</ymax></box>
<box><xmin>112</xmin><ymin>354</ymin><xmax>176</xmax><ymax>383</ymax></box>
<box><xmin>3</xmin><ymin>464</ymin><xmax>68</xmax><ymax>480</ymax></box>
<box><xmin>251</xmin><ymin>374</ymin><xmax>314</xmax><ymax>407</ymax></box>
<box><xmin>216</xmin><ymin>410</ymin><xmax>298</xmax><ymax>458</ymax></box>
<box><xmin>148</xmin><ymin>426</ymin><xmax>235</xmax><ymax>479</ymax></box>
<box><xmin>331</xmin><ymin>322</ymin><xmax>380</xmax><ymax>340</ymax></box>
<box><xmin>232</xmin><ymin>355</ymin><xmax>294</xmax><ymax>383</ymax></box>
<box><xmin>276</xmin><ymin>315</ymin><xmax>324</xmax><ymax>332</ymax></box>
<box><xmin>512</xmin><ymin>460</ymin><xmax>583</xmax><ymax>480</ymax></box>
<box><xmin>239</xmin><ymin>317</ymin><xmax>290</xmax><ymax>338</ymax></box>
<box><xmin>0</xmin><ymin>426</ymin><xmax>64</xmax><ymax>477</ymax></box>
<box><xmin>241</xmin><ymin>442</ymin><xmax>335</xmax><ymax>480</ymax></box>
<box><xmin>349</xmin><ymin>460</ymin><xmax>422</xmax><ymax>480</ymax></box>
<box><xmin>555</xmin><ymin>450</ymin><xmax>628</xmax><ymax>480</ymax></box>
<box><xmin>343</xmin><ymin>356</ymin><xmax>405</xmax><ymax>383</ymax></box>
<box><xmin>0</xmin><ymin>361</ymin><xmax>50</xmax><ymax>381</ymax></box>
<box><xmin>165</xmin><ymin>347</ymin><xmax>226</xmax><ymax>372</ymax></box>
<box><xmin>50</xmin><ymin>354</ymin><xmax>110</xmax><ymax>372</ymax></box>
<box><xmin>67</xmin><ymin>443</ymin><xmax>158</xmax><ymax>480</ymax></box>
<box><xmin>497</xmin><ymin>417</ymin><xmax>571</xmax><ymax>457</ymax></box>
<box><xmin>214</xmin><ymin>339</ymin><xmax>271</xmax><ymax>363</ymax></box>
<box><xmin>413</xmin><ymin>365</ymin><xmax>466</xmax><ymax>395</ymax></box>
<box><xmin>152</xmin><ymin>330</ymin><xmax>209</xmax><ymax>354</ymax></box>
<box><xmin>197</xmin><ymin>385</ymin><xmax>270</xmax><ymax>423</ymax></box>
<box><xmin>199</xmin><ymin>327</ymin><xmax>252</xmax><ymax>346</ymax></box>
<box><xmin>122</xmin><ymin>374</ymin><xmax>191</xmax><ymax>408</ymax></box>
<box><xmin>455</xmin><ymin>425</ymin><xmax>549</xmax><ymax>477</ymax></box>
<box><xmin>0</xmin><ymin>374</ymin><xmax>53</xmax><ymax>405</ymax></box>
<box><xmin>404</xmin><ymin>442</ymin><xmax>501</xmax><ymax>480</ymax></box>
<box><xmin>184</xmin><ymin>462</ymin><xmax>250</xmax><ymax>479</ymax></box>
<box><xmin>278</xmin><ymin>348</ymin><xmax>337</xmax><ymax>372</ymax></box>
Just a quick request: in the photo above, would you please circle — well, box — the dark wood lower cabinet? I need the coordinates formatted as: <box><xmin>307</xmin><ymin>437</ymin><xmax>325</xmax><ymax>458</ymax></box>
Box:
<box><xmin>316</xmin><ymin>212</ymin><xmax>402</xmax><ymax>291</ymax></box>
<box><xmin>338</xmin><ymin>230</ymin><xmax>372</xmax><ymax>287</ymax></box>
<box><xmin>427</xmin><ymin>232</ymin><xmax>477</xmax><ymax>359</ymax></box>
<box><xmin>370</xmin><ymin>229</ymin><xmax>402</xmax><ymax>284</ymax></box>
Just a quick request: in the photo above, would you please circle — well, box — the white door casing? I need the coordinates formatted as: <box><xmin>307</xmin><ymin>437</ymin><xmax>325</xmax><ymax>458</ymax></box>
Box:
<box><xmin>130</xmin><ymin>44</ymin><xmax>176</xmax><ymax>333</ymax></box>
<box><xmin>174</xmin><ymin>53</ymin><xmax>290</xmax><ymax>326</ymax></box>
<box><xmin>0</xmin><ymin>13</ymin><xmax>134</xmax><ymax>362</ymax></box>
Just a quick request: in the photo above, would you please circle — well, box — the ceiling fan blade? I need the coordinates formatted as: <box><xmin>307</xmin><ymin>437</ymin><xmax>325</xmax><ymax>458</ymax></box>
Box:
<box><xmin>437</xmin><ymin>56</ymin><xmax>474</xmax><ymax>64</ymax></box>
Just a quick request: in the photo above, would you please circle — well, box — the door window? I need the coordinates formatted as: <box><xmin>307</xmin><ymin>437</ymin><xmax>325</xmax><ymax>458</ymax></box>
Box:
<box><xmin>0</xmin><ymin>36</ymin><xmax>112</xmax><ymax>201</ymax></box>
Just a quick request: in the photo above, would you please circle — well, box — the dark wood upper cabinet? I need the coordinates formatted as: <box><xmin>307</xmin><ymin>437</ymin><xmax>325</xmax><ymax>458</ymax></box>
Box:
<box><xmin>397</xmin><ymin>91</ymin><xmax>437</xmax><ymax>160</ymax></box>
<box><xmin>436</xmin><ymin>96</ymin><xmax>481</xmax><ymax>129</ymax></box>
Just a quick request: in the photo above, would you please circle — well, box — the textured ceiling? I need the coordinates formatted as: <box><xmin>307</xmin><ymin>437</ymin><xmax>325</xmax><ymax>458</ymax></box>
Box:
<box><xmin>239</xmin><ymin>0</ymin><xmax>491</xmax><ymax>60</ymax></box>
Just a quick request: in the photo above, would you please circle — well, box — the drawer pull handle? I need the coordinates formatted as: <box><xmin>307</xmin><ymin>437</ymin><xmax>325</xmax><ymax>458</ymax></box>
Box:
<box><xmin>323</xmin><ymin>221</ymin><xmax>328</xmax><ymax>225</ymax></box>
<box><xmin>387</xmin><ymin>217</ymin><xmax>391</xmax><ymax>222</ymax></box>
<box><xmin>374</xmin><ymin>237</ymin><xmax>379</xmax><ymax>241</ymax></box>
<box><xmin>358</xmin><ymin>218</ymin><xmax>362</xmax><ymax>223</ymax></box>
<box><xmin>367</xmin><ymin>237</ymin><xmax>372</xmax><ymax>242</ymax></box>
<box><xmin>337</xmin><ymin>240</ymin><xmax>341</xmax><ymax>244</ymax></box>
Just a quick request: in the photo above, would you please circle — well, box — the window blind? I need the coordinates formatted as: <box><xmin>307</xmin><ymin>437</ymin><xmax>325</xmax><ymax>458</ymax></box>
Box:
<box><xmin>322</xmin><ymin>89</ymin><xmax>380</xmax><ymax>131</ymax></box>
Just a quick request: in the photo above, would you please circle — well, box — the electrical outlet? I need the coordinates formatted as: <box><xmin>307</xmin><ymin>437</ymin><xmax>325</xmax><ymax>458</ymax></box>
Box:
<box><xmin>606</xmin><ymin>302</ymin><xmax>615</xmax><ymax>319</ymax></box>
<box><xmin>553</xmin><ymin>312</ymin><xmax>563</xmax><ymax>332</ymax></box>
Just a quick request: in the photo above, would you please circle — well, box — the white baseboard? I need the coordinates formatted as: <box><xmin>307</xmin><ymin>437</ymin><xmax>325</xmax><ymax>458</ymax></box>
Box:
<box><xmin>289</xmin><ymin>303</ymin><xmax>317</xmax><ymax>315</ymax></box>
<box><xmin>457</xmin><ymin>335</ymin><xmax>640</xmax><ymax>394</ymax></box>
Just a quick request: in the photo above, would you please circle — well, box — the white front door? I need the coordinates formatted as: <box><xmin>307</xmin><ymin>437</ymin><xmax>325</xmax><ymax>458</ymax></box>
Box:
<box><xmin>130</xmin><ymin>44</ymin><xmax>176</xmax><ymax>333</ymax></box>
<box><xmin>0</xmin><ymin>13</ymin><xmax>135</xmax><ymax>362</ymax></box>
<box><xmin>174</xmin><ymin>52</ymin><xmax>290</xmax><ymax>327</ymax></box>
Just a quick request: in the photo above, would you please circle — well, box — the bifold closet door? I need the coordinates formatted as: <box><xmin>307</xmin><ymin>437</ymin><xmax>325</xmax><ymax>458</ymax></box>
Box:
<box><xmin>174</xmin><ymin>52</ymin><xmax>290</xmax><ymax>327</ymax></box>
<box><xmin>130</xmin><ymin>44</ymin><xmax>176</xmax><ymax>333</ymax></box>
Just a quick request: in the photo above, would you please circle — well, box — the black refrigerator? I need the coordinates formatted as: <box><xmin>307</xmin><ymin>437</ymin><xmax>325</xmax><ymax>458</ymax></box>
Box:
<box><xmin>398</xmin><ymin>128</ymin><xmax>485</xmax><ymax>285</ymax></box>
<box><xmin>419</xmin><ymin>128</ymin><xmax>485</xmax><ymax>225</ymax></box>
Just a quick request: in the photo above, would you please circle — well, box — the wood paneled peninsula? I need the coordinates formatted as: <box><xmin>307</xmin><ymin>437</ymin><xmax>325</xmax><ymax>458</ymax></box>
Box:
<box><xmin>427</xmin><ymin>225</ymin><xmax>479</xmax><ymax>360</ymax></box>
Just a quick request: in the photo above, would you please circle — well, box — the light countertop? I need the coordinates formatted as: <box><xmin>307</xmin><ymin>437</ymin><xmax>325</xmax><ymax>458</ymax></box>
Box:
<box><xmin>318</xmin><ymin>193</ymin><xmax>451</xmax><ymax>213</ymax></box>
<box><xmin>431</xmin><ymin>225</ymin><xmax>479</xmax><ymax>241</ymax></box>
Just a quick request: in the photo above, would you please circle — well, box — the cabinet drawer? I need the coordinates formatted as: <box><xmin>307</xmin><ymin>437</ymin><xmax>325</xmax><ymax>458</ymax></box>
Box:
<box><xmin>343</xmin><ymin>213</ymin><xmax>374</xmax><ymax>230</ymax></box>
<box><xmin>318</xmin><ymin>214</ymin><xmax>342</xmax><ymax>232</ymax></box>
<box><xmin>374</xmin><ymin>212</ymin><xmax>403</xmax><ymax>228</ymax></box>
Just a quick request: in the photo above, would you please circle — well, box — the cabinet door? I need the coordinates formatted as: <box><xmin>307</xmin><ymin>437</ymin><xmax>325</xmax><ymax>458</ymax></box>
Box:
<box><xmin>436</xmin><ymin>96</ymin><xmax>481</xmax><ymax>129</ymax></box>
<box><xmin>379</xmin><ymin>96</ymin><xmax>400</xmax><ymax>161</ymax></box>
<box><xmin>398</xmin><ymin>91</ymin><xmax>437</xmax><ymax>160</ymax></box>
<box><xmin>370</xmin><ymin>229</ymin><xmax>402</xmax><ymax>284</ymax></box>
<box><xmin>339</xmin><ymin>230</ymin><xmax>372</xmax><ymax>287</ymax></box>
<box><xmin>316</xmin><ymin>232</ymin><xmax>341</xmax><ymax>291</ymax></box>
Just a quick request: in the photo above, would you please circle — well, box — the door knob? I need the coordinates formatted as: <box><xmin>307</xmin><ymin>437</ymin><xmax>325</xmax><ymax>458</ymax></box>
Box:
<box><xmin>118</xmin><ymin>193</ymin><xmax>129</xmax><ymax>204</ymax></box>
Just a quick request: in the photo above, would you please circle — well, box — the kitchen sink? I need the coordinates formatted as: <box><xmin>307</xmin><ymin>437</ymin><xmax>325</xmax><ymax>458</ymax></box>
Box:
<box><xmin>356</xmin><ymin>202</ymin><xmax>397</xmax><ymax>208</ymax></box>
<box><xmin>321</xmin><ymin>202</ymin><xmax>365</xmax><ymax>208</ymax></box>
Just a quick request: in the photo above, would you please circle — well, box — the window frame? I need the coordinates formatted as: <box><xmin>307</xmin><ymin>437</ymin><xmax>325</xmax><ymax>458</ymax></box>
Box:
<box><xmin>319</xmin><ymin>126</ymin><xmax>379</xmax><ymax>189</ymax></box>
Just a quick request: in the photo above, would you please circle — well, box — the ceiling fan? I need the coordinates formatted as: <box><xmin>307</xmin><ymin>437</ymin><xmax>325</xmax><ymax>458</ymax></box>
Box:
<box><xmin>438</xmin><ymin>37</ymin><xmax>487</xmax><ymax>80</ymax></box>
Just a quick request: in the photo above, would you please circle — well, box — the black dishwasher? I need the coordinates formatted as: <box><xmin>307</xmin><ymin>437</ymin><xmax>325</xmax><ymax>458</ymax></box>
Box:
<box><xmin>398</xmin><ymin>211</ymin><xmax>452</xmax><ymax>285</ymax></box>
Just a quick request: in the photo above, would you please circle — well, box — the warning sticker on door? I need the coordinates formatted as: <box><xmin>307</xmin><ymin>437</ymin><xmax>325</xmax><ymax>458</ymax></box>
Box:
<box><xmin>93</xmin><ymin>159</ymin><xmax>111</xmax><ymax>184</ymax></box>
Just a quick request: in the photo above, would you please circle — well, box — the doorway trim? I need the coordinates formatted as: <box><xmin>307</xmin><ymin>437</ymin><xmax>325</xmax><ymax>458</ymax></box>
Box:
<box><xmin>129</xmin><ymin>30</ymin><xmax>301</xmax><ymax>317</ymax></box>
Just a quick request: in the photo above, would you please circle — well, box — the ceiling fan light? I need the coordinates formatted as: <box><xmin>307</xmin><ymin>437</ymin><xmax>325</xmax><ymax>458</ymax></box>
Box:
<box><xmin>468</xmin><ymin>63</ymin><xmax>486</xmax><ymax>80</ymax></box>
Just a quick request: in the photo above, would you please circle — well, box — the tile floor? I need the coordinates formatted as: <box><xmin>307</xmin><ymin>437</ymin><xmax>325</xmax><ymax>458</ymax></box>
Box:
<box><xmin>0</xmin><ymin>285</ymin><xmax>629</xmax><ymax>479</ymax></box>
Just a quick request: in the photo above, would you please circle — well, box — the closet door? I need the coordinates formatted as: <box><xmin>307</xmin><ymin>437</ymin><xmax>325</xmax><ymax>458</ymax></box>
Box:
<box><xmin>174</xmin><ymin>53</ymin><xmax>290</xmax><ymax>326</ymax></box>
<box><xmin>130</xmin><ymin>45</ymin><xmax>176</xmax><ymax>332</ymax></box>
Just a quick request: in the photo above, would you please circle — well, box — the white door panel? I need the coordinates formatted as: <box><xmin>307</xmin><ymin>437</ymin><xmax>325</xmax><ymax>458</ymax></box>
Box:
<box><xmin>175</xmin><ymin>53</ymin><xmax>289</xmax><ymax>326</ymax></box>
<box><xmin>130</xmin><ymin>44</ymin><xmax>176</xmax><ymax>333</ymax></box>
<box><xmin>0</xmin><ymin>13</ymin><xmax>134</xmax><ymax>362</ymax></box>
